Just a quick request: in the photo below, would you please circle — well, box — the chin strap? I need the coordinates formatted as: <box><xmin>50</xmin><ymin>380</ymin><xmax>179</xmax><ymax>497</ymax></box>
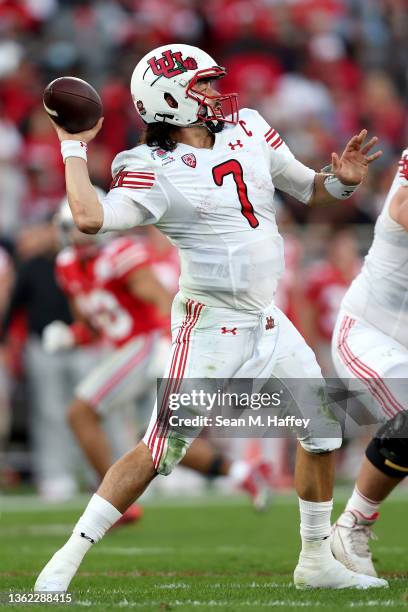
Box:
<box><xmin>196</xmin><ymin>104</ymin><xmax>225</xmax><ymax>133</ymax></box>
<box><xmin>206</xmin><ymin>120</ymin><xmax>225</xmax><ymax>133</ymax></box>
<box><xmin>183</xmin><ymin>119</ymin><xmax>225</xmax><ymax>134</ymax></box>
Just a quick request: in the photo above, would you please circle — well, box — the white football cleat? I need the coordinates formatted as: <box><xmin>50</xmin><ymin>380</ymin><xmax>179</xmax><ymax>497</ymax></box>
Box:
<box><xmin>34</xmin><ymin>553</ymin><xmax>79</xmax><ymax>592</ymax></box>
<box><xmin>294</xmin><ymin>540</ymin><xmax>388</xmax><ymax>589</ymax></box>
<box><xmin>331</xmin><ymin>510</ymin><xmax>378</xmax><ymax>577</ymax></box>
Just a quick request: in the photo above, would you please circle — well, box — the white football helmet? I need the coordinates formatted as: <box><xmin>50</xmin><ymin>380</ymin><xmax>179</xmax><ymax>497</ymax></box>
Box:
<box><xmin>130</xmin><ymin>43</ymin><xmax>238</xmax><ymax>132</ymax></box>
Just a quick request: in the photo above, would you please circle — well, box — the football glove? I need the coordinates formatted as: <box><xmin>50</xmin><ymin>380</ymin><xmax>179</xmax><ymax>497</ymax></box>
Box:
<box><xmin>42</xmin><ymin>321</ymin><xmax>75</xmax><ymax>353</ymax></box>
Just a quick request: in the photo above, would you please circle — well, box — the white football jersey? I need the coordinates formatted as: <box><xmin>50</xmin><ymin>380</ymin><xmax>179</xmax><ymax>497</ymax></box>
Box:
<box><xmin>102</xmin><ymin>108</ymin><xmax>315</xmax><ymax>310</ymax></box>
<box><xmin>341</xmin><ymin>149</ymin><xmax>408</xmax><ymax>347</ymax></box>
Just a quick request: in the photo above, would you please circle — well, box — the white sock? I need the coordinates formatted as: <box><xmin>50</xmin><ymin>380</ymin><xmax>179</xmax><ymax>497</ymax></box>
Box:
<box><xmin>299</xmin><ymin>498</ymin><xmax>333</xmax><ymax>557</ymax></box>
<box><xmin>345</xmin><ymin>486</ymin><xmax>380</xmax><ymax>522</ymax></box>
<box><xmin>229</xmin><ymin>460</ymin><xmax>250</xmax><ymax>484</ymax></box>
<box><xmin>73</xmin><ymin>493</ymin><xmax>122</xmax><ymax>543</ymax></box>
<box><xmin>51</xmin><ymin>532</ymin><xmax>93</xmax><ymax>567</ymax></box>
<box><xmin>36</xmin><ymin>495</ymin><xmax>123</xmax><ymax>588</ymax></box>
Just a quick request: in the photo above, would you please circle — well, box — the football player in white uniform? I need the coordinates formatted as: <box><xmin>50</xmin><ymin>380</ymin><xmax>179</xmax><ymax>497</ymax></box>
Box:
<box><xmin>330</xmin><ymin>150</ymin><xmax>408</xmax><ymax>577</ymax></box>
<box><xmin>35</xmin><ymin>44</ymin><xmax>386</xmax><ymax>592</ymax></box>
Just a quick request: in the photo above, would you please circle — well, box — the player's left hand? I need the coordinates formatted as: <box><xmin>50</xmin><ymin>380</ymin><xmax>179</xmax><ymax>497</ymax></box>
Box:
<box><xmin>332</xmin><ymin>130</ymin><xmax>382</xmax><ymax>186</ymax></box>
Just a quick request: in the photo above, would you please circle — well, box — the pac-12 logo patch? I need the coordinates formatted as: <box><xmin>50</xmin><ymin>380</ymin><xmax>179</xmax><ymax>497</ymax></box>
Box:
<box><xmin>182</xmin><ymin>153</ymin><xmax>197</xmax><ymax>168</ymax></box>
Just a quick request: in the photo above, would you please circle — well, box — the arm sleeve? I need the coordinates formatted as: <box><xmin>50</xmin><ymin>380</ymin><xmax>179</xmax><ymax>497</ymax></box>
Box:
<box><xmin>99</xmin><ymin>192</ymin><xmax>153</xmax><ymax>232</ymax></box>
<box><xmin>98</xmin><ymin>149</ymin><xmax>169</xmax><ymax>233</ymax></box>
<box><xmin>272</xmin><ymin>157</ymin><xmax>316</xmax><ymax>204</ymax></box>
<box><xmin>244</xmin><ymin>109</ymin><xmax>316</xmax><ymax>204</ymax></box>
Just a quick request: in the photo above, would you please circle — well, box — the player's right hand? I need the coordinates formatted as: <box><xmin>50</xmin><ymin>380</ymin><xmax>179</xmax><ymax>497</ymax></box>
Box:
<box><xmin>42</xmin><ymin>321</ymin><xmax>75</xmax><ymax>353</ymax></box>
<box><xmin>49</xmin><ymin>116</ymin><xmax>104</xmax><ymax>143</ymax></box>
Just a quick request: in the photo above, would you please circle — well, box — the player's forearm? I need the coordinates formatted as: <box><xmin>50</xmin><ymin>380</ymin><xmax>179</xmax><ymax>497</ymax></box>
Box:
<box><xmin>127</xmin><ymin>269</ymin><xmax>173</xmax><ymax>317</ymax></box>
<box><xmin>135</xmin><ymin>285</ymin><xmax>172</xmax><ymax>318</ymax></box>
<box><xmin>65</xmin><ymin>157</ymin><xmax>104</xmax><ymax>234</ymax></box>
<box><xmin>308</xmin><ymin>173</ymin><xmax>360</xmax><ymax>207</ymax></box>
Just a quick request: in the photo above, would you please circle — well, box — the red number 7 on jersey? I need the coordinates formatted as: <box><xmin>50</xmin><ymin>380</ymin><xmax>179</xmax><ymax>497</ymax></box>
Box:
<box><xmin>212</xmin><ymin>160</ymin><xmax>259</xmax><ymax>228</ymax></box>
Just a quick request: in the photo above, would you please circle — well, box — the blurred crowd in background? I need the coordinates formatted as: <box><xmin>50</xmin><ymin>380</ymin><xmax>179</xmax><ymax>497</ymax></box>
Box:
<box><xmin>0</xmin><ymin>0</ymin><xmax>407</xmax><ymax>499</ymax></box>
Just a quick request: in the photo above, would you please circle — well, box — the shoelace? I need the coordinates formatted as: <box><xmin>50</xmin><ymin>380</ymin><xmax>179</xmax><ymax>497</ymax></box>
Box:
<box><xmin>348</xmin><ymin>525</ymin><xmax>378</xmax><ymax>557</ymax></box>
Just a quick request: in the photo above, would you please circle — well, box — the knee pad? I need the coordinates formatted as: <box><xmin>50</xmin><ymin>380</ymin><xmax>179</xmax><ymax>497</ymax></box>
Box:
<box><xmin>207</xmin><ymin>454</ymin><xmax>226</xmax><ymax>478</ymax></box>
<box><xmin>366</xmin><ymin>412</ymin><xmax>408</xmax><ymax>479</ymax></box>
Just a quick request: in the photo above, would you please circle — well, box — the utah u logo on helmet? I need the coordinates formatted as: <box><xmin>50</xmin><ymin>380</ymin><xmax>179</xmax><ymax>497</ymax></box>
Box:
<box><xmin>148</xmin><ymin>50</ymin><xmax>198</xmax><ymax>80</ymax></box>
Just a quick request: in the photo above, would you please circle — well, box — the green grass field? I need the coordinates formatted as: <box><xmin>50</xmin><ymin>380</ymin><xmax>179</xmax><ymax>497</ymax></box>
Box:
<box><xmin>0</xmin><ymin>490</ymin><xmax>407</xmax><ymax>611</ymax></box>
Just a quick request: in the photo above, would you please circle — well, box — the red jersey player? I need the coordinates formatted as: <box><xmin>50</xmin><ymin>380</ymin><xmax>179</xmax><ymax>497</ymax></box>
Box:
<box><xmin>43</xmin><ymin>198</ymin><xmax>173</xmax><ymax>524</ymax></box>
<box><xmin>303</xmin><ymin>227</ymin><xmax>361</xmax><ymax>374</ymax></box>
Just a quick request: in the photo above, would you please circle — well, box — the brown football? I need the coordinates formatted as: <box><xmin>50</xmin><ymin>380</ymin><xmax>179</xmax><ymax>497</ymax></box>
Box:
<box><xmin>43</xmin><ymin>76</ymin><xmax>103</xmax><ymax>134</ymax></box>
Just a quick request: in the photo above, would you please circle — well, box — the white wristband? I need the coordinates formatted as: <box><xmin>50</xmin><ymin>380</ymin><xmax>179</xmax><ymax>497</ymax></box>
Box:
<box><xmin>61</xmin><ymin>140</ymin><xmax>88</xmax><ymax>163</ymax></box>
<box><xmin>323</xmin><ymin>174</ymin><xmax>360</xmax><ymax>199</ymax></box>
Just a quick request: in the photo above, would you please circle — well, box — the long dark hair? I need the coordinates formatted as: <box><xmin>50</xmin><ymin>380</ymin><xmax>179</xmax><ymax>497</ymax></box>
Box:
<box><xmin>139</xmin><ymin>122</ymin><xmax>178</xmax><ymax>152</ymax></box>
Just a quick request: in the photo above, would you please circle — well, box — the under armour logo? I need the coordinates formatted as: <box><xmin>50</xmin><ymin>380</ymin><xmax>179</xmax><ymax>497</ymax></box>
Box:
<box><xmin>80</xmin><ymin>532</ymin><xmax>95</xmax><ymax>544</ymax></box>
<box><xmin>221</xmin><ymin>327</ymin><xmax>237</xmax><ymax>335</ymax></box>
<box><xmin>265</xmin><ymin>316</ymin><xmax>275</xmax><ymax>330</ymax></box>
<box><xmin>228</xmin><ymin>140</ymin><xmax>243</xmax><ymax>151</ymax></box>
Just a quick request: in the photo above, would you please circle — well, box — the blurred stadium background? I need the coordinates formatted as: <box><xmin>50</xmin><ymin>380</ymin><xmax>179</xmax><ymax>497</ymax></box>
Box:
<box><xmin>0</xmin><ymin>0</ymin><xmax>407</xmax><ymax>501</ymax></box>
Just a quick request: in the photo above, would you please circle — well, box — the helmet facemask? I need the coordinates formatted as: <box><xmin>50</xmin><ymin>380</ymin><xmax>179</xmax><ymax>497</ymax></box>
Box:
<box><xmin>186</xmin><ymin>67</ymin><xmax>239</xmax><ymax>133</ymax></box>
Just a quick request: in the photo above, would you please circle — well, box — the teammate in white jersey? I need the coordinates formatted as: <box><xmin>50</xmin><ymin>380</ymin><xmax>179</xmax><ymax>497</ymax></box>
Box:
<box><xmin>35</xmin><ymin>44</ymin><xmax>386</xmax><ymax>592</ymax></box>
<box><xmin>331</xmin><ymin>150</ymin><xmax>408</xmax><ymax>577</ymax></box>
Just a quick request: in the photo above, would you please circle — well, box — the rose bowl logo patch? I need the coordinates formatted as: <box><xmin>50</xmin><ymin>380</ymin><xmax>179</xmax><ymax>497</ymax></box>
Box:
<box><xmin>154</xmin><ymin>147</ymin><xmax>168</xmax><ymax>158</ymax></box>
<box><xmin>182</xmin><ymin>153</ymin><xmax>197</xmax><ymax>168</ymax></box>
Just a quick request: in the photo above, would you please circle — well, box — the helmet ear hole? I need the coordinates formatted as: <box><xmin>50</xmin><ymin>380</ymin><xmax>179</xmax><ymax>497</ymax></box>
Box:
<box><xmin>164</xmin><ymin>93</ymin><xmax>178</xmax><ymax>109</ymax></box>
